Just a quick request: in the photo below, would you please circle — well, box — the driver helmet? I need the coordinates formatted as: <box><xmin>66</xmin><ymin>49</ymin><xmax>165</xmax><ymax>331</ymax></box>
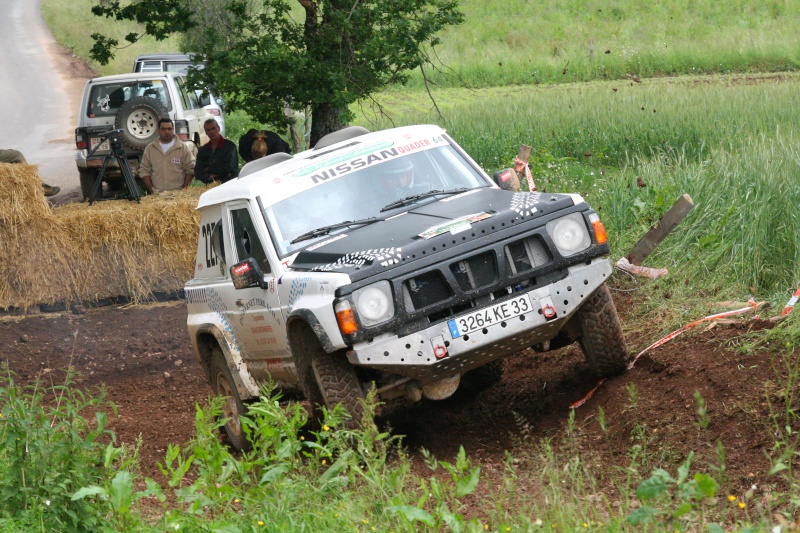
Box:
<box><xmin>381</xmin><ymin>157</ymin><xmax>414</xmax><ymax>197</ymax></box>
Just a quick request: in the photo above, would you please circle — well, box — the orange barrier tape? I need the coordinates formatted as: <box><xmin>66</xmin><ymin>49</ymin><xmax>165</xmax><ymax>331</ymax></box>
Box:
<box><xmin>780</xmin><ymin>286</ymin><xmax>800</xmax><ymax>316</ymax></box>
<box><xmin>514</xmin><ymin>157</ymin><xmax>536</xmax><ymax>192</ymax></box>
<box><xmin>569</xmin><ymin>298</ymin><xmax>761</xmax><ymax>409</ymax></box>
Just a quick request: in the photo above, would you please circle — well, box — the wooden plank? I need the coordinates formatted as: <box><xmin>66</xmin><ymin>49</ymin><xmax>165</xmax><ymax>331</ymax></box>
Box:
<box><xmin>626</xmin><ymin>193</ymin><xmax>694</xmax><ymax>265</ymax></box>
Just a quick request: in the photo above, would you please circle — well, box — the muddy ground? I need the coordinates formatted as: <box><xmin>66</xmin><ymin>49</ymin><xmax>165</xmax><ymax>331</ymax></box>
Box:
<box><xmin>1</xmin><ymin>284</ymin><xmax>790</xmax><ymax>506</ymax></box>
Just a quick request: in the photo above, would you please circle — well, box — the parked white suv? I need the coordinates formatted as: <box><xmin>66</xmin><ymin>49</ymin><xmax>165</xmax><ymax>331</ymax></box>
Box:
<box><xmin>185</xmin><ymin>124</ymin><xmax>628</xmax><ymax>450</ymax></box>
<box><xmin>132</xmin><ymin>53</ymin><xmax>226</xmax><ymax>135</ymax></box>
<box><xmin>74</xmin><ymin>72</ymin><xmax>214</xmax><ymax>199</ymax></box>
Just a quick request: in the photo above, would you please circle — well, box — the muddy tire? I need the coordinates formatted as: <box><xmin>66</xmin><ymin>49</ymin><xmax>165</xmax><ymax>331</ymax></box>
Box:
<box><xmin>311</xmin><ymin>350</ymin><xmax>365</xmax><ymax>429</ymax></box>
<box><xmin>461</xmin><ymin>359</ymin><xmax>503</xmax><ymax>391</ymax></box>
<box><xmin>210</xmin><ymin>347</ymin><xmax>251</xmax><ymax>452</ymax></box>
<box><xmin>115</xmin><ymin>96</ymin><xmax>167</xmax><ymax>151</ymax></box>
<box><xmin>575</xmin><ymin>283</ymin><xmax>628</xmax><ymax>377</ymax></box>
<box><xmin>79</xmin><ymin>168</ymin><xmax>100</xmax><ymax>201</ymax></box>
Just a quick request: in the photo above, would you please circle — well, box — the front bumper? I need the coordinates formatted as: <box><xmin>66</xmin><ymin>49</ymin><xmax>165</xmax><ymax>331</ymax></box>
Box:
<box><xmin>347</xmin><ymin>258</ymin><xmax>612</xmax><ymax>382</ymax></box>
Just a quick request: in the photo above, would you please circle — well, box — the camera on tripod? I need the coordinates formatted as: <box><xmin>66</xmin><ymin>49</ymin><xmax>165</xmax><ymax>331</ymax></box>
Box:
<box><xmin>87</xmin><ymin>128</ymin><xmax>141</xmax><ymax>205</ymax></box>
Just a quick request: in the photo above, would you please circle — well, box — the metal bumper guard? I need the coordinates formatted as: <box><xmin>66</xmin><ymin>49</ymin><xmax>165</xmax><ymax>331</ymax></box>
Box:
<box><xmin>347</xmin><ymin>258</ymin><xmax>612</xmax><ymax>382</ymax></box>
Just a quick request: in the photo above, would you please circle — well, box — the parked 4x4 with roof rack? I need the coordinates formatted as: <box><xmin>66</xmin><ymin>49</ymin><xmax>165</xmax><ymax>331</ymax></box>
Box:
<box><xmin>185</xmin><ymin>124</ymin><xmax>628</xmax><ymax>450</ymax></box>
<box><xmin>74</xmin><ymin>72</ymin><xmax>213</xmax><ymax>199</ymax></box>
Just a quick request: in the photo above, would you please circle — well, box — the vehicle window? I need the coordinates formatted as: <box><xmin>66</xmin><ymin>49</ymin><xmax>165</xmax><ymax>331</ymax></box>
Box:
<box><xmin>231</xmin><ymin>208</ymin><xmax>271</xmax><ymax>274</ymax></box>
<box><xmin>264</xmin><ymin>144</ymin><xmax>489</xmax><ymax>257</ymax></box>
<box><xmin>165</xmin><ymin>63</ymin><xmax>191</xmax><ymax>74</ymax></box>
<box><xmin>175</xmin><ymin>77</ymin><xmax>199</xmax><ymax>110</ymax></box>
<box><xmin>139</xmin><ymin>61</ymin><xmax>164</xmax><ymax>73</ymax></box>
<box><xmin>86</xmin><ymin>80</ymin><xmax>173</xmax><ymax>117</ymax></box>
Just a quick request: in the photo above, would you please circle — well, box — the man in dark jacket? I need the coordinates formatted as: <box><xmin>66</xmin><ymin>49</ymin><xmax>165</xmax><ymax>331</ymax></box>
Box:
<box><xmin>238</xmin><ymin>129</ymin><xmax>292</xmax><ymax>162</ymax></box>
<box><xmin>195</xmin><ymin>119</ymin><xmax>239</xmax><ymax>184</ymax></box>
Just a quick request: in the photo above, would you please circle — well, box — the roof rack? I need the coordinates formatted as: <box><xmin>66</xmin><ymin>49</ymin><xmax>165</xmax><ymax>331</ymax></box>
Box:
<box><xmin>239</xmin><ymin>152</ymin><xmax>293</xmax><ymax>178</ymax></box>
<box><xmin>314</xmin><ymin>126</ymin><xmax>370</xmax><ymax>150</ymax></box>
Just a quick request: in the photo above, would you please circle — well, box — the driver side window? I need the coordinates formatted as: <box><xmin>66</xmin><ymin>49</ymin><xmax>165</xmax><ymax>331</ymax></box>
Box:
<box><xmin>231</xmin><ymin>208</ymin><xmax>271</xmax><ymax>274</ymax></box>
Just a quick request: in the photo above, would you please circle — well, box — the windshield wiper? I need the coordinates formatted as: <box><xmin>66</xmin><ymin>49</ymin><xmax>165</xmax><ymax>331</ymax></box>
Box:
<box><xmin>290</xmin><ymin>217</ymin><xmax>379</xmax><ymax>244</ymax></box>
<box><xmin>380</xmin><ymin>187</ymin><xmax>470</xmax><ymax>212</ymax></box>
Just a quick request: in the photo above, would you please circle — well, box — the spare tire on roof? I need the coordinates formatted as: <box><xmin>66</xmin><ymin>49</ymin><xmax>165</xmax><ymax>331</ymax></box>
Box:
<box><xmin>115</xmin><ymin>96</ymin><xmax>168</xmax><ymax>151</ymax></box>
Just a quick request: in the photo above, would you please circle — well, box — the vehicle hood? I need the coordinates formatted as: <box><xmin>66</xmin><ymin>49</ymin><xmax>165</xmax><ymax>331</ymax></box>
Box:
<box><xmin>289</xmin><ymin>188</ymin><xmax>579</xmax><ymax>280</ymax></box>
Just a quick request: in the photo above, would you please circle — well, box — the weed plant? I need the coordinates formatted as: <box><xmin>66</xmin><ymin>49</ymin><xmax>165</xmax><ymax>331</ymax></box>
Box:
<box><xmin>0</xmin><ymin>368</ymin><xmax>117</xmax><ymax>531</ymax></box>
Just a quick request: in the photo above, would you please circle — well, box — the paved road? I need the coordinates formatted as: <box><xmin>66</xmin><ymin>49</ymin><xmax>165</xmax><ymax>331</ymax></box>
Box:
<box><xmin>0</xmin><ymin>0</ymin><xmax>84</xmax><ymax>194</ymax></box>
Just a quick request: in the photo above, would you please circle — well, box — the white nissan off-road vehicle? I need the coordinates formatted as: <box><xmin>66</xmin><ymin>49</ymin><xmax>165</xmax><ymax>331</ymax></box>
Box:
<box><xmin>185</xmin><ymin>124</ymin><xmax>627</xmax><ymax>450</ymax></box>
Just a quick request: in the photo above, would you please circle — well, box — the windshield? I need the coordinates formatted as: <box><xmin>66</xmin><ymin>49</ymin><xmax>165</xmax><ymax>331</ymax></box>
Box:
<box><xmin>263</xmin><ymin>143</ymin><xmax>488</xmax><ymax>257</ymax></box>
<box><xmin>86</xmin><ymin>80</ymin><xmax>172</xmax><ymax>117</ymax></box>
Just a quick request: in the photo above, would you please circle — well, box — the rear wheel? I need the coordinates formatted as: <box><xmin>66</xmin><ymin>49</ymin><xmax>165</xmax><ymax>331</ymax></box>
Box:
<box><xmin>311</xmin><ymin>350</ymin><xmax>365</xmax><ymax>429</ymax></box>
<box><xmin>210</xmin><ymin>348</ymin><xmax>251</xmax><ymax>452</ymax></box>
<box><xmin>79</xmin><ymin>168</ymin><xmax>100</xmax><ymax>201</ymax></box>
<box><xmin>575</xmin><ymin>284</ymin><xmax>628</xmax><ymax>377</ymax></box>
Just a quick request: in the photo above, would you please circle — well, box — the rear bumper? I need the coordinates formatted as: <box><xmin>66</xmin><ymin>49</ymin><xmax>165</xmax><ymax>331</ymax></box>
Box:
<box><xmin>347</xmin><ymin>258</ymin><xmax>612</xmax><ymax>382</ymax></box>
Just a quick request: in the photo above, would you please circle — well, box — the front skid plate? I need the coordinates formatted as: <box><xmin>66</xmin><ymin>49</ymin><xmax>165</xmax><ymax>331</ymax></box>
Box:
<box><xmin>347</xmin><ymin>258</ymin><xmax>612</xmax><ymax>382</ymax></box>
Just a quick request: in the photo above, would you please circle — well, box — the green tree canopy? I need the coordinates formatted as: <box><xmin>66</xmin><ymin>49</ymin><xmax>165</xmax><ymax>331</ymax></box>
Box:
<box><xmin>91</xmin><ymin>0</ymin><xmax>464</xmax><ymax>145</ymax></box>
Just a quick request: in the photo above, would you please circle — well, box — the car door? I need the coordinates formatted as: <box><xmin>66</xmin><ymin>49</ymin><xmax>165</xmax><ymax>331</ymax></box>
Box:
<box><xmin>217</xmin><ymin>202</ymin><xmax>297</xmax><ymax>388</ymax></box>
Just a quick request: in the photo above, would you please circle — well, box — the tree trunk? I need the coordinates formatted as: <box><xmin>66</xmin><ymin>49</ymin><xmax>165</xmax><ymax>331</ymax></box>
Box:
<box><xmin>310</xmin><ymin>103</ymin><xmax>347</xmax><ymax>147</ymax></box>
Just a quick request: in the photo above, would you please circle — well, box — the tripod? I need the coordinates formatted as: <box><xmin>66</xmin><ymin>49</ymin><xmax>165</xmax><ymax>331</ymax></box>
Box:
<box><xmin>86</xmin><ymin>129</ymin><xmax>141</xmax><ymax>206</ymax></box>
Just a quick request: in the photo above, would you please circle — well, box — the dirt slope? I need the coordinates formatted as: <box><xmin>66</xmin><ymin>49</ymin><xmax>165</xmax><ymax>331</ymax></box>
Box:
<box><xmin>0</xmin><ymin>294</ymin><xmax>786</xmax><ymax>498</ymax></box>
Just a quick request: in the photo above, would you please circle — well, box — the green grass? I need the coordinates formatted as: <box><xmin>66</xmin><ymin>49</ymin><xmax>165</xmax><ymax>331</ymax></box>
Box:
<box><xmin>415</xmin><ymin>0</ymin><xmax>800</xmax><ymax>88</ymax></box>
<box><xmin>40</xmin><ymin>0</ymin><xmax>180</xmax><ymax>76</ymax></box>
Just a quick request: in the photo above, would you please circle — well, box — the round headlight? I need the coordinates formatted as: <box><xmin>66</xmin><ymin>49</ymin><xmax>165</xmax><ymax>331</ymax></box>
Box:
<box><xmin>357</xmin><ymin>286</ymin><xmax>391</xmax><ymax>322</ymax></box>
<box><xmin>547</xmin><ymin>215</ymin><xmax>590</xmax><ymax>256</ymax></box>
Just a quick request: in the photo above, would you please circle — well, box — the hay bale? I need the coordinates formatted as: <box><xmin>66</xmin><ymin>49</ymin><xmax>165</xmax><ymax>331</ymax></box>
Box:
<box><xmin>0</xmin><ymin>163</ymin><xmax>51</xmax><ymax>226</ymax></box>
<box><xmin>0</xmin><ymin>163</ymin><xmax>207</xmax><ymax>310</ymax></box>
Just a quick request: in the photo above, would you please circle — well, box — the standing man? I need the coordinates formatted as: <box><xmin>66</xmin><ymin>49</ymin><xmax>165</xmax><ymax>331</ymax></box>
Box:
<box><xmin>194</xmin><ymin>118</ymin><xmax>239</xmax><ymax>184</ymax></box>
<box><xmin>139</xmin><ymin>118</ymin><xmax>195</xmax><ymax>194</ymax></box>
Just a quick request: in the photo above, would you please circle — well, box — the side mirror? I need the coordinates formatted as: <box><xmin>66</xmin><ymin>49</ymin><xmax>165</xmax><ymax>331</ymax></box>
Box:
<box><xmin>230</xmin><ymin>258</ymin><xmax>267</xmax><ymax>290</ymax></box>
<box><xmin>492</xmin><ymin>168</ymin><xmax>520</xmax><ymax>191</ymax></box>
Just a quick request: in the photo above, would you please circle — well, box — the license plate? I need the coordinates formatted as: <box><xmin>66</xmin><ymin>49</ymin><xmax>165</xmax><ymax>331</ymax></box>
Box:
<box><xmin>90</xmin><ymin>137</ymin><xmax>110</xmax><ymax>152</ymax></box>
<box><xmin>447</xmin><ymin>294</ymin><xmax>533</xmax><ymax>338</ymax></box>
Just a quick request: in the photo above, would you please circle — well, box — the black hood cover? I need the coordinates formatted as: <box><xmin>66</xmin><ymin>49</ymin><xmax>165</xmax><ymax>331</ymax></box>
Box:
<box><xmin>290</xmin><ymin>188</ymin><xmax>578</xmax><ymax>280</ymax></box>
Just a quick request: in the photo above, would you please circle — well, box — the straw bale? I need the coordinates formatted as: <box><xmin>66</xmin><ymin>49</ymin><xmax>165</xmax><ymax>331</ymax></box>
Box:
<box><xmin>1</xmin><ymin>162</ymin><xmax>207</xmax><ymax>309</ymax></box>
<box><xmin>0</xmin><ymin>163</ymin><xmax>52</xmax><ymax>226</ymax></box>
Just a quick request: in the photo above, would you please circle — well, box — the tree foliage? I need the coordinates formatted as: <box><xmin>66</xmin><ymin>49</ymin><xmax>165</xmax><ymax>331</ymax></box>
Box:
<box><xmin>90</xmin><ymin>0</ymin><xmax>465</xmax><ymax>144</ymax></box>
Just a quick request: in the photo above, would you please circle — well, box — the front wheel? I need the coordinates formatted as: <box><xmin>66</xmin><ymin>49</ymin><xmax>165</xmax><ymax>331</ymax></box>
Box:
<box><xmin>311</xmin><ymin>351</ymin><xmax>365</xmax><ymax>429</ymax></box>
<box><xmin>210</xmin><ymin>348</ymin><xmax>251</xmax><ymax>452</ymax></box>
<box><xmin>575</xmin><ymin>284</ymin><xmax>628</xmax><ymax>377</ymax></box>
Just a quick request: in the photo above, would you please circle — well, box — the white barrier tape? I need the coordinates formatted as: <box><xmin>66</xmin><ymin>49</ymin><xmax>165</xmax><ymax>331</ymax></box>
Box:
<box><xmin>616</xmin><ymin>257</ymin><xmax>668</xmax><ymax>279</ymax></box>
<box><xmin>780</xmin><ymin>286</ymin><xmax>800</xmax><ymax>316</ymax></box>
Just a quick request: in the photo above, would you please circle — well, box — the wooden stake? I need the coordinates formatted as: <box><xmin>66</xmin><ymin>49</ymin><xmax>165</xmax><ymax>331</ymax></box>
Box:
<box><xmin>626</xmin><ymin>193</ymin><xmax>694</xmax><ymax>265</ymax></box>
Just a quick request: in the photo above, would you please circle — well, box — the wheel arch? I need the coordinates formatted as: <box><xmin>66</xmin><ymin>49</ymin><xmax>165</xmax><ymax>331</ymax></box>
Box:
<box><xmin>194</xmin><ymin>327</ymin><xmax>260</xmax><ymax>400</ymax></box>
